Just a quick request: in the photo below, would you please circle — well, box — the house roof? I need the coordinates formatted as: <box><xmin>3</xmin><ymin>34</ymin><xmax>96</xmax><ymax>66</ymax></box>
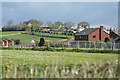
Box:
<box><xmin>113</xmin><ymin>31</ymin><xmax>120</xmax><ymax>36</ymax></box>
<box><xmin>75</xmin><ymin>28</ymin><xmax>99</xmax><ymax>36</ymax></box>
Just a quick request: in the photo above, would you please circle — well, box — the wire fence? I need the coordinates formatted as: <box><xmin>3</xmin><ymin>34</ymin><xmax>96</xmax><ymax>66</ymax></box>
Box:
<box><xmin>68</xmin><ymin>41</ymin><xmax>120</xmax><ymax>49</ymax></box>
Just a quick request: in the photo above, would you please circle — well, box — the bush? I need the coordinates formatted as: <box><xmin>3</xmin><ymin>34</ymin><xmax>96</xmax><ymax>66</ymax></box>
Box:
<box><xmin>39</xmin><ymin>38</ymin><xmax>45</xmax><ymax>47</ymax></box>
<box><xmin>12</xmin><ymin>39</ymin><xmax>20</xmax><ymax>45</ymax></box>
<box><xmin>1</xmin><ymin>47</ymin><xmax>119</xmax><ymax>54</ymax></box>
<box><xmin>104</xmin><ymin>37</ymin><xmax>110</xmax><ymax>42</ymax></box>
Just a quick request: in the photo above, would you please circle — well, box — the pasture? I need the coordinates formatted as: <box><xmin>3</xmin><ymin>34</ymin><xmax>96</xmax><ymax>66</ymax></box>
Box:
<box><xmin>36</xmin><ymin>32</ymin><xmax>74</xmax><ymax>38</ymax></box>
<box><xmin>1</xmin><ymin>31</ymin><xmax>25</xmax><ymax>35</ymax></box>
<box><xmin>1</xmin><ymin>50</ymin><xmax>118</xmax><ymax>78</ymax></box>
<box><xmin>2</xmin><ymin>50</ymin><xmax>117</xmax><ymax>65</ymax></box>
<box><xmin>2</xmin><ymin>33</ymin><xmax>65</xmax><ymax>44</ymax></box>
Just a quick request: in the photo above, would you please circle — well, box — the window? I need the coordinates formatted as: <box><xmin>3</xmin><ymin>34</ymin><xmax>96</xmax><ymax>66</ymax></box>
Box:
<box><xmin>93</xmin><ymin>35</ymin><xmax>96</xmax><ymax>38</ymax></box>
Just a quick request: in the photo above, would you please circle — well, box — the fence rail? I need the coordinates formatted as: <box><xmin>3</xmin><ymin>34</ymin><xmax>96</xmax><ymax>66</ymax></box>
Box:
<box><xmin>68</xmin><ymin>41</ymin><xmax>120</xmax><ymax>49</ymax></box>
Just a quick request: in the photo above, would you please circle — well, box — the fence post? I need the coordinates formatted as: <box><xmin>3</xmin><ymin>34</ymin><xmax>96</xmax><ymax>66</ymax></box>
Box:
<box><xmin>111</xmin><ymin>42</ymin><xmax>112</xmax><ymax>50</ymax></box>
<box><xmin>101</xmin><ymin>42</ymin><xmax>102</xmax><ymax>49</ymax></box>
<box><xmin>114</xmin><ymin>42</ymin><xmax>115</xmax><ymax>50</ymax></box>
<box><xmin>77</xmin><ymin>41</ymin><xmax>79</xmax><ymax>49</ymax></box>
<box><xmin>90</xmin><ymin>42</ymin><xmax>92</xmax><ymax>48</ymax></box>
<box><xmin>85</xmin><ymin>42</ymin><xmax>86</xmax><ymax>48</ymax></box>
<box><xmin>89</xmin><ymin>42</ymin><xmax>90</xmax><ymax>48</ymax></box>
<box><xmin>68</xmin><ymin>41</ymin><xmax>69</xmax><ymax>48</ymax></box>
<box><xmin>94</xmin><ymin>42</ymin><xmax>96</xmax><ymax>50</ymax></box>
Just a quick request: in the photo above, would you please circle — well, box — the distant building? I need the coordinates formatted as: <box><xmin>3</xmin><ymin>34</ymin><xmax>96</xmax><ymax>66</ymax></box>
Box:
<box><xmin>75</xmin><ymin>26</ymin><xmax>111</xmax><ymax>42</ymax></box>
<box><xmin>77</xmin><ymin>26</ymin><xmax>85</xmax><ymax>32</ymax></box>
<box><xmin>0</xmin><ymin>39</ymin><xmax>14</xmax><ymax>47</ymax></box>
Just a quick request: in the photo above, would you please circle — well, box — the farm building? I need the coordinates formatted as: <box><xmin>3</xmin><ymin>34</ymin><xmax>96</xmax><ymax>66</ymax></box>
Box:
<box><xmin>0</xmin><ymin>39</ymin><xmax>14</xmax><ymax>47</ymax></box>
<box><xmin>75</xmin><ymin>26</ymin><xmax>119</xmax><ymax>42</ymax></box>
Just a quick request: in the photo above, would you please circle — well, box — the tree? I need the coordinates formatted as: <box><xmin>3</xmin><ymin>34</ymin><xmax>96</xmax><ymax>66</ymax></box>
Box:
<box><xmin>55</xmin><ymin>21</ymin><xmax>64</xmax><ymax>28</ymax></box>
<box><xmin>60</xmin><ymin>26</ymin><xmax>66</xmax><ymax>30</ymax></box>
<box><xmin>104</xmin><ymin>37</ymin><xmax>110</xmax><ymax>42</ymax></box>
<box><xmin>38</xmin><ymin>21</ymin><xmax>43</xmax><ymax>27</ymax></box>
<box><xmin>64</xmin><ymin>21</ymin><xmax>75</xmax><ymax>30</ymax></box>
<box><xmin>78</xmin><ymin>22</ymin><xmax>90</xmax><ymax>28</ymax></box>
<box><xmin>31</xmin><ymin>23</ymin><xmax>40</xmax><ymax>32</ymax></box>
<box><xmin>25</xmin><ymin>26</ymin><xmax>31</xmax><ymax>33</ymax></box>
<box><xmin>54</xmin><ymin>22</ymin><xmax>60</xmax><ymax>29</ymax></box>
<box><xmin>23</xmin><ymin>21</ymin><xmax>29</xmax><ymax>25</ymax></box>
<box><xmin>49</xmin><ymin>24</ymin><xmax>55</xmax><ymax>29</ymax></box>
<box><xmin>7</xmin><ymin>19</ymin><xmax>14</xmax><ymax>25</ymax></box>
<box><xmin>39</xmin><ymin>38</ymin><xmax>45</xmax><ymax>47</ymax></box>
<box><xmin>28</xmin><ymin>19</ymin><xmax>38</xmax><ymax>24</ymax></box>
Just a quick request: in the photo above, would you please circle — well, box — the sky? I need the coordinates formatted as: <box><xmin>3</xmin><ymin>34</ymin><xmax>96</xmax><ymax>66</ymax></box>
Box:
<box><xmin>1</xmin><ymin>2</ymin><xmax>118</xmax><ymax>28</ymax></box>
<box><xmin>1</xmin><ymin>0</ymin><xmax>119</xmax><ymax>2</ymax></box>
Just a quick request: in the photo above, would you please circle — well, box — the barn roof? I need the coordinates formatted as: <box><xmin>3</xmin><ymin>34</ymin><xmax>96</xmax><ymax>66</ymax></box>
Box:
<box><xmin>75</xmin><ymin>28</ymin><xmax>99</xmax><ymax>36</ymax></box>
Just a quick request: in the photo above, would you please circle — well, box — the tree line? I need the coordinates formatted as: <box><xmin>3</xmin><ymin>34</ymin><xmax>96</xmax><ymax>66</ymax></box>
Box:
<box><xmin>2</xmin><ymin>19</ymin><xmax>90</xmax><ymax>31</ymax></box>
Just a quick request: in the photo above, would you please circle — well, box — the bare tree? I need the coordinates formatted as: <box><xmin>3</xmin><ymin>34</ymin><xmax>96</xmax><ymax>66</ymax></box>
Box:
<box><xmin>38</xmin><ymin>21</ymin><xmax>43</xmax><ymax>27</ymax></box>
<box><xmin>45</xmin><ymin>21</ymin><xmax>52</xmax><ymax>27</ymax></box>
<box><xmin>7</xmin><ymin>19</ymin><xmax>14</xmax><ymax>25</ymax></box>
<box><xmin>64</xmin><ymin>21</ymin><xmax>75</xmax><ymax>30</ymax></box>
<box><xmin>78</xmin><ymin>22</ymin><xmax>90</xmax><ymax>28</ymax></box>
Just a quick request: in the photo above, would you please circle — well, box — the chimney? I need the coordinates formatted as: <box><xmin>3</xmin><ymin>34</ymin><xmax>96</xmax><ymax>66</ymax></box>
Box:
<box><xmin>100</xmin><ymin>25</ymin><xmax>104</xmax><ymax>31</ymax></box>
<box><xmin>110</xmin><ymin>28</ymin><xmax>112</xmax><ymax>34</ymax></box>
<box><xmin>99</xmin><ymin>25</ymin><xmax>104</xmax><ymax>41</ymax></box>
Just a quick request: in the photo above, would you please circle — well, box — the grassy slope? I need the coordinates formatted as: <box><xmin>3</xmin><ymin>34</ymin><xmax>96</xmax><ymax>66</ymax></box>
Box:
<box><xmin>36</xmin><ymin>32</ymin><xmax>74</xmax><ymax>38</ymax></box>
<box><xmin>2</xmin><ymin>31</ymin><xmax>66</xmax><ymax>44</ymax></box>
<box><xmin>2</xmin><ymin>50</ymin><xmax>118</xmax><ymax>65</ymax></box>
<box><xmin>2</xmin><ymin>34</ymin><xmax>64</xmax><ymax>44</ymax></box>
<box><xmin>2</xmin><ymin>31</ymin><xmax>25</xmax><ymax>35</ymax></box>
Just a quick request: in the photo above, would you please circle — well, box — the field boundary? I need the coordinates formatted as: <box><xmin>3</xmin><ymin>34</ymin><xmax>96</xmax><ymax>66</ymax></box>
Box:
<box><xmin>21</xmin><ymin>32</ymin><xmax>70</xmax><ymax>39</ymax></box>
<box><xmin>1</xmin><ymin>47</ymin><xmax>119</xmax><ymax>54</ymax></box>
<box><xmin>1</xmin><ymin>33</ymin><xmax>21</xmax><ymax>36</ymax></box>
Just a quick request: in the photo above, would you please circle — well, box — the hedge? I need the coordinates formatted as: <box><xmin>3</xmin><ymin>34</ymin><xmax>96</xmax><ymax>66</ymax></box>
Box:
<box><xmin>1</xmin><ymin>47</ymin><xmax>119</xmax><ymax>54</ymax></box>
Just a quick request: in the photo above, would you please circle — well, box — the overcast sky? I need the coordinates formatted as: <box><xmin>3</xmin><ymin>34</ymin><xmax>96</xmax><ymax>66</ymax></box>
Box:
<box><xmin>2</xmin><ymin>2</ymin><xmax>118</xmax><ymax>28</ymax></box>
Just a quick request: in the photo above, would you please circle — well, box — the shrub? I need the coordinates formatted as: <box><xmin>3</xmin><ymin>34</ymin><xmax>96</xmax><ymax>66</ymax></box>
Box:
<box><xmin>104</xmin><ymin>37</ymin><xmax>110</xmax><ymax>42</ymax></box>
<box><xmin>12</xmin><ymin>39</ymin><xmax>20</xmax><ymax>45</ymax></box>
<box><xmin>1</xmin><ymin>47</ymin><xmax>119</xmax><ymax>54</ymax></box>
<box><xmin>39</xmin><ymin>38</ymin><xmax>45</xmax><ymax>47</ymax></box>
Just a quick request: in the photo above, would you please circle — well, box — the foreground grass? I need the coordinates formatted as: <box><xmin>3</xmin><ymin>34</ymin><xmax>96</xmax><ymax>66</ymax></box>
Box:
<box><xmin>2</xmin><ymin>50</ymin><xmax>118</xmax><ymax>65</ymax></box>
<box><xmin>2</xmin><ymin>50</ymin><xmax>118</xmax><ymax>78</ymax></box>
<box><xmin>2</xmin><ymin>34</ymin><xmax>65</xmax><ymax>44</ymax></box>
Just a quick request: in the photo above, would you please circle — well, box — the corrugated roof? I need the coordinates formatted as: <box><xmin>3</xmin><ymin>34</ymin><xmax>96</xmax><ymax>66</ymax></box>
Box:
<box><xmin>75</xmin><ymin>28</ymin><xmax>99</xmax><ymax>36</ymax></box>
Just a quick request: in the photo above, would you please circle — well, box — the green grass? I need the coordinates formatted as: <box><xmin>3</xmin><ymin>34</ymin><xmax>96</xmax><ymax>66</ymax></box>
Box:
<box><xmin>2</xmin><ymin>50</ymin><xmax>118</xmax><ymax>78</ymax></box>
<box><xmin>2</xmin><ymin>34</ymin><xmax>65</xmax><ymax>44</ymax></box>
<box><xmin>2</xmin><ymin>31</ymin><xmax>25</xmax><ymax>35</ymax></box>
<box><xmin>2</xmin><ymin>50</ymin><xmax>118</xmax><ymax>65</ymax></box>
<box><xmin>36</xmin><ymin>32</ymin><xmax>74</xmax><ymax>38</ymax></box>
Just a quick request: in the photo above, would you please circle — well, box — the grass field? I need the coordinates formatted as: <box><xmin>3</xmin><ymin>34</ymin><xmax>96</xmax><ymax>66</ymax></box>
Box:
<box><xmin>2</xmin><ymin>50</ymin><xmax>118</xmax><ymax>78</ymax></box>
<box><xmin>1</xmin><ymin>31</ymin><xmax>25</xmax><ymax>35</ymax></box>
<box><xmin>36</xmin><ymin>32</ymin><xmax>74</xmax><ymax>38</ymax></box>
<box><xmin>2</xmin><ymin>34</ymin><xmax>65</xmax><ymax>44</ymax></box>
<box><xmin>2</xmin><ymin>50</ymin><xmax>117</xmax><ymax>65</ymax></box>
<box><xmin>2</xmin><ymin>31</ymin><xmax>66</xmax><ymax>44</ymax></box>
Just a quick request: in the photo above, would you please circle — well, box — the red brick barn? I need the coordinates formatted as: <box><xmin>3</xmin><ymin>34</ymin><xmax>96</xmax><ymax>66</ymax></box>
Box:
<box><xmin>75</xmin><ymin>26</ymin><xmax>110</xmax><ymax>42</ymax></box>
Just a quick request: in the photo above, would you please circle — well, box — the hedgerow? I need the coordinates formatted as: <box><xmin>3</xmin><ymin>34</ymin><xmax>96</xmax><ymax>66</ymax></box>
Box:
<box><xmin>1</xmin><ymin>47</ymin><xmax>119</xmax><ymax>54</ymax></box>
